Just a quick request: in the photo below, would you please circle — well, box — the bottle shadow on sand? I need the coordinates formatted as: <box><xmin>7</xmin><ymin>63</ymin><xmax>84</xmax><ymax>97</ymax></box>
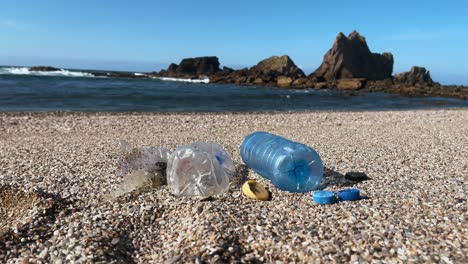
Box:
<box><xmin>318</xmin><ymin>167</ymin><xmax>357</xmax><ymax>189</ymax></box>
<box><xmin>318</xmin><ymin>167</ymin><xmax>370</xmax><ymax>200</ymax></box>
<box><xmin>231</xmin><ymin>164</ymin><xmax>370</xmax><ymax>199</ymax></box>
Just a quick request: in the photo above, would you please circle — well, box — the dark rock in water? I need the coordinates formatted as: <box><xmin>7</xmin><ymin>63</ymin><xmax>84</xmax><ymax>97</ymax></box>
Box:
<box><xmin>309</xmin><ymin>33</ymin><xmax>465</xmax><ymax>99</ymax></box>
<box><xmin>142</xmin><ymin>31</ymin><xmax>466</xmax><ymax>99</ymax></box>
<box><xmin>178</xmin><ymin>57</ymin><xmax>221</xmax><ymax>75</ymax></box>
<box><xmin>345</xmin><ymin>172</ymin><xmax>369</xmax><ymax>182</ymax></box>
<box><xmin>86</xmin><ymin>71</ymin><xmax>145</xmax><ymax>78</ymax></box>
<box><xmin>216</xmin><ymin>55</ymin><xmax>304</xmax><ymax>88</ymax></box>
<box><xmin>107</xmin><ymin>72</ymin><xmax>137</xmax><ymax>78</ymax></box>
<box><xmin>155</xmin><ymin>56</ymin><xmax>221</xmax><ymax>79</ymax></box>
<box><xmin>86</xmin><ymin>71</ymin><xmax>108</xmax><ymax>77</ymax></box>
<box><xmin>363</xmin><ymin>66</ymin><xmax>468</xmax><ymax>99</ymax></box>
<box><xmin>250</xmin><ymin>55</ymin><xmax>304</xmax><ymax>79</ymax></box>
<box><xmin>209</xmin><ymin>66</ymin><xmax>235</xmax><ymax>83</ymax></box>
<box><xmin>312</xmin><ymin>31</ymin><xmax>393</xmax><ymax>81</ymax></box>
<box><xmin>364</xmin><ymin>77</ymin><xmax>468</xmax><ymax>99</ymax></box>
<box><xmin>167</xmin><ymin>63</ymin><xmax>178</xmax><ymax>73</ymax></box>
<box><xmin>363</xmin><ymin>78</ymin><xmax>394</xmax><ymax>91</ymax></box>
<box><xmin>394</xmin><ymin>66</ymin><xmax>434</xmax><ymax>86</ymax></box>
<box><xmin>210</xmin><ymin>67</ymin><xmax>247</xmax><ymax>84</ymax></box>
<box><xmin>29</xmin><ymin>66</ymin><xmax>60</xmax><ymax>72</ymax></box>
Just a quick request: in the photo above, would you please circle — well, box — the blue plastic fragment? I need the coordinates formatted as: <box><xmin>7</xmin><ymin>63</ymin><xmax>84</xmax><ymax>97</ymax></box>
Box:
<box><xmin>337</xmin><ymin>188</ymin><xmax>361</xmax><ymax>201</ymax></box>
<box><xmin>312</xmin><ymin>190</ymin><xmax>337</xmax><ymax>205</ymax></box>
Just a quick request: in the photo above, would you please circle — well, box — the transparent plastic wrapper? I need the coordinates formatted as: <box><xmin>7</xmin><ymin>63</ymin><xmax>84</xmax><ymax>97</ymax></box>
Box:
<box><xmin>240</xmin><ymin>131</ymin><xmax>323</xmax><ymax>193</ymax></box>
<box><xmin>106</xmin><ymin>170</ymin><xmax>160</xmax><ymax>200</ymax></box>
<box><xmin>107</xmin><ymin>141</ymin><xmax>171</xmax><ymax>199</ymax></box>
<box><xmin>167</xmin><ymin>142</ymin><xmax>235</xmax><ymax>197</ymax></box>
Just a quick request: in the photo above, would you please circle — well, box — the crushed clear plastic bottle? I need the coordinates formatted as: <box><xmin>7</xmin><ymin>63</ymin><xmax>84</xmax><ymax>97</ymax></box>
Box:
<box><xmin>167</xmin><ymin>142</ymin><xmax>235</xmax><ymax>197</ymax></box>
<box><xmin>240</xmin><ymin>132</ymin><xmax>323</xmax><ymax>193</ymax></box>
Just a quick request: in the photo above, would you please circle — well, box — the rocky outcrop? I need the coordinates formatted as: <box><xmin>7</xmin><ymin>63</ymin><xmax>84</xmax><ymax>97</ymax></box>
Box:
<box><xmin>361</xmin><ymin>66</ymin><xmax>456</xmax><ymax>98</ymax></box>
<box><xmin>178</xmin><ymin>57</ymin><xmax>221</xmax><ymax>75</ymax></box>
<box><xmin>364</xmin><ymin>78</ymin><xmax>467</xmax><ymax>99</ymax></box>
<box><xmin>74</xmin><ymin>30</ymin><xmax>464</xmax><ymax>99</ymax></box>
<box><xmin>250</xmin><ymin>55</ymin><xmax>304</xmax><ymax>79</ymax></box>
<box><xmin>155</xmin><ymin>56</ymin><xmax>221</xmax><ymax>79</ymax></box>
<box><xmin>210</xmin><ymin>55</ymin><xmax>304</xmax><ymax>87</ymax></box>
<box><xmin>312</xmin><ymin>31</ymin><xmax>393</xmax><ymax>81</ymax></box>
<box><xmin>210</xmin><ymin>67</ymin><xmax>249</xmax><ymax>84</ymax></box>
<box><xmin>394</xmin><ymin>66</ymin><xmax>434</xmax><ymax>86</ymax></box>
<box><xmin>362</xmin><ymin>67</ymin><xmax>468</xmax><ymax>99</ymax></box>
<box><xmin>29</xmin><ymin>66</ymin><xmax>60</xmax><ymax>72</ymax></box>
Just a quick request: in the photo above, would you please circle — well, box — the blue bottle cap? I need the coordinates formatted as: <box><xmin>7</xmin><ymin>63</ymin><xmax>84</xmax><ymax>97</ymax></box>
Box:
<box><xmin>337</xmin><ymin>188</ymin><xmax>361</xmax><ymax>201</ymax></box>
<box><xmin>313</xmin><ymin>190</ymin><xmax>337</xmax><ymax>205</ymax></box>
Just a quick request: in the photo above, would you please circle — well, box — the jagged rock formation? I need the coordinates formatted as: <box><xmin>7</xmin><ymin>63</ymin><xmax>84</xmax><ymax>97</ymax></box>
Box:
<box><xmin>250</xmin><ymin>55</ymin><xmax>304</xmax><ymax>79</ymax></box>
<box><xmin>149</xmin><ymin>32</ymin><xmax>466</xmax><ymax>99</ymax></box>
<box><xmin>210</xmin><ymin>55</ymin><xmax>304</xmax><ymax>86</ymax></box>
<box><xmin>312</xmin><ymin>31</ymin><xmax>393</xmax><ymax>80</ymax></box>
<box><xmin>155</xmin><ymin>56</ymin><xmax>221</xmax><ymax>79</ymax></box>
<box><xmin>362</xmin><ymin>66</ymin><xmax>468</xmax><ymax>99</ymax></box>
<box><xmin>394</xmin><ymin>66</ymin><xmax>434</xmax><ymax>86</ymax></box>
<box><xmin>362</xmin><ymin>66</ymin><xmax>463</xmax><ymax>98</ymax></box>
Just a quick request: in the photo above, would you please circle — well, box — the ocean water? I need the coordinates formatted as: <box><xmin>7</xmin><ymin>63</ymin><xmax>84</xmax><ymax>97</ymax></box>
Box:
<box><xmin>0</xmin><ymin>67</ymin><xmax>466</xmax><ymax>112</ymax></box>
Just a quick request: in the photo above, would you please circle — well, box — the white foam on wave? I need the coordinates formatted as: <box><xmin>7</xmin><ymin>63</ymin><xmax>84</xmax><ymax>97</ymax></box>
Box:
<box><xmin>0</xmin><ymin>67</ymin><xmax>94</xmax><ymax>77</ymax></box>
<box><xmin>154</xmin><ymin>76</ymin><xmax>210</xmax><ymax>84</ymax></box>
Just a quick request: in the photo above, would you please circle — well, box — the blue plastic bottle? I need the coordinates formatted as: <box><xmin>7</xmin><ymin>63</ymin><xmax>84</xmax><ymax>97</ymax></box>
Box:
<box><xmin>240</xmin><ymin>131</ymin><xmax>323</xmax><ymax>193</ymax></box>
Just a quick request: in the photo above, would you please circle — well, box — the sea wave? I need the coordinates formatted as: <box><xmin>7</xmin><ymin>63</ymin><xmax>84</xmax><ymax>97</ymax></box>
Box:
<box><xmin>0</xmin><ymin>67</ymin><xmax>211</xmax><ymax>83</ymax></box>
<box><xmin>0</xmin><ymin>67</ymin><xmax>94</xmax><ymax>77</ymax></box>
<box><xmin>154</xmin><ymin>76</ymin><xmax>210</xmax><ymax>84</ymax></box>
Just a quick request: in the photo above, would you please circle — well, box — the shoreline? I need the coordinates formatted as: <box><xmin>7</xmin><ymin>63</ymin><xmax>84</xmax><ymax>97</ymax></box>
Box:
<box><xmin>2</xmin><ymin>65</ymin><xmax>468</xmax><ymax>100</ymax></box>
<box><xmin>0</xmin><ymin>107</ymin><xmax>467</xmax><ymax>117</ymax></box>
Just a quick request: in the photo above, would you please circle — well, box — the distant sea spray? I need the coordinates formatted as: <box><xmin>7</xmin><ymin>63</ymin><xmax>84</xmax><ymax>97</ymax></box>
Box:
<box><xmin>0</xmin><ymin>66</ymin><xmax>94</xmax><ymax>78</ymax></box>
<box><xmin>0</xmin><ymin>66</ymin><xmax>210</xmax><ymax>83</ymax></box>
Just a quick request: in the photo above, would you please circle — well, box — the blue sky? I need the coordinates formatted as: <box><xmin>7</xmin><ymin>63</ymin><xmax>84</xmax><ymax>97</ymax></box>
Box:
<box><xmin>1</xmin><ymin>0</ymin><xmax>467</xmax><ymax>84</ymax></box>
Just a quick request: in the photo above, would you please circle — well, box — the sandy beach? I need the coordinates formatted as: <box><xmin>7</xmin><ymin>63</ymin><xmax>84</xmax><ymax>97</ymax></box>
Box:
<box><xmin>0</xmin><ymin>109</ymin><xmax>467</xmax><ymax>263</ymax></box>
